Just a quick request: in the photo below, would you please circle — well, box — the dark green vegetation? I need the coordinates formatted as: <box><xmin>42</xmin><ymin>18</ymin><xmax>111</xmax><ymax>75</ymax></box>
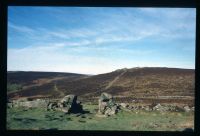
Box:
<box><xmin>7</xmin><ymin>71</ymin><xmax>86</xmax><ymax>98</ymax></box>
<box><xmin>7</xmin><ymin>71</ymin><xmax>85</xmax><ymax>85</ymax></box>
<box><xmin>7</xmin><ymin>83</ymin><xmax>22</xmax><ymax>93</ymax></box>
<box><xmin>7</xmin><ymin>67</ymin><xmax>194</xmax><ymax>105</ymax></box>
<box><xmin>7</xmin><ymin>104</ymin><xmax>194</xmax><ymax>131</ymax></box>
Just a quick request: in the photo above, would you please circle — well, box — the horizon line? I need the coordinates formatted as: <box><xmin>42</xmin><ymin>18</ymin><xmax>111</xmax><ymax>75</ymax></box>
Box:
<box><xmin>7</xmin><ymin>66</ymin><xmax>195</xmax><ymax>75</ymax></box>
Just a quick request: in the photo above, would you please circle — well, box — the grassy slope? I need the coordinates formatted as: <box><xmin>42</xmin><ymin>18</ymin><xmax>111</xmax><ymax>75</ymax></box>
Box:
<box><xmin>7</xmin><ymin>104</ymin><xmax>194</xmax><ymax>131</ymax></box>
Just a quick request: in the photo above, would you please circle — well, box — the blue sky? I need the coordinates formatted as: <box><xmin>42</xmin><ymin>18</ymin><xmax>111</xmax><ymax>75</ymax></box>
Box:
<box><xmin>8</xmin><ymin>7</ymin><xmax>196</xmax><ymax>74</ymax></box>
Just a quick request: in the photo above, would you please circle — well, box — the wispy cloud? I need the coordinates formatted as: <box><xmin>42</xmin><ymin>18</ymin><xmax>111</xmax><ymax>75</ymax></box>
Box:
<box><xmin>7</xmin><ymin>45</ymin><xmax>115</xmax><ymax>74</ymax></box>
<box><xmin>8</xmin><ymin>22</ymin><xmax>35</xmax><ymax>35</ymax></box>
<box><xmin>8</xmin><ymin>7</ymin><xmax>196</xmax><ymax>74</ymax></box>
<box><xmin>9</xmin><ymin>36</ymin><xmax>195</xmax><ymax>74</ymax></box>
<box><xmin>8</xmin><ymin>7</ymin><xmax>195</xmax><ymax>48</ymax></box>
<box><xmin>8</xmin><ymin>21</ymin><xmax>159</xmax><ymax>48</ymax></box>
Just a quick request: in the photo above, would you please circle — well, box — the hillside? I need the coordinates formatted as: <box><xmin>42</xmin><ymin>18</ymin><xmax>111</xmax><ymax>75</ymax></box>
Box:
<box><xmin>7</xmin><ymin>71</ymin><xmax>87</xmax><ymax>98</ymax></box>
<box><xmin>7</xmin><ymin>71</ymin><xmax>85</xmax><ymax>85</ymax></box>
<box><xmin>7</xmin><ymin>67</ymin><xmax>195</xmax><ymax>105</ymax></box>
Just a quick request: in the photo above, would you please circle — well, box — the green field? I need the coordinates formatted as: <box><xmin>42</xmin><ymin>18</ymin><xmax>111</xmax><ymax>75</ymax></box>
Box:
<box><xmin>7</xmin><ymin>104</ymin><xmax>194</xmax><ymax>131</ymax></box>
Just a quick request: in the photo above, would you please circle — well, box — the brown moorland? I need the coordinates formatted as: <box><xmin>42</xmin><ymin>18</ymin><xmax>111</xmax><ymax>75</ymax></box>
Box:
<box><xmin>7</xmin><ymin>67</ymin><xmax>194</xmax><ymax>105</ymax></box>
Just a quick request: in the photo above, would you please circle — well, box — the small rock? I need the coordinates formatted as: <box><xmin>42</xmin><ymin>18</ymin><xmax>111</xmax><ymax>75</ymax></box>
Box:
<box><xmin>120</xmin><ymin>103</ymin><xmax>128</xmax><ymax>108</ymax></box>
<box><xmin>183</xmin><ymin>106</ymin><xmax>190</xmax><ymax>112</ymax></box>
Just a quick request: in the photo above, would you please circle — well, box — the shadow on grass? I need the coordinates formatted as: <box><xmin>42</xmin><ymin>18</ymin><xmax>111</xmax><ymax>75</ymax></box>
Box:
<box><xmin>182</xmin><ymin>128</ymin><xmax>194</xmax><ymax>132</ymax></box>
<box><xmin>40</xmin><ymin>128</ymin><xmax>58</xmax><ymax>130</ymax></box>
<box><xmin>13</xmin><ymin>117</ymin><xmax>37</xmax><ymax>122</ymax></box>
<box><xmin>78</xmin><ymin>120</ymin><xmax>86</xmax><ymax>123</ymax></box>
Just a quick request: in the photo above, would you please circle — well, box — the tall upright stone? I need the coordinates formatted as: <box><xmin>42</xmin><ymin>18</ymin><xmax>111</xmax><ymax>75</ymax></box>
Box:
<box><xmin>59</xmin><ymin>94</ymin><xmax>83</xmax><ymax>113</ymax></box>
<box><xmin>98</xmin><ymin>92</ymin><xmax>118</xmax><ymax>116</ymax></box>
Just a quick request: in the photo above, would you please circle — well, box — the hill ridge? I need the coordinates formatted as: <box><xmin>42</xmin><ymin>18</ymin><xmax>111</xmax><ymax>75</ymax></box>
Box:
<box><xmin>104</xmin><ymin>69</ymin><xmax>127</xmax><ymax>90</ymax></box>
<box><xmin>7</xmin><ymin>67</ymin><xmax>195</xmax><ymax>105</ymax></box>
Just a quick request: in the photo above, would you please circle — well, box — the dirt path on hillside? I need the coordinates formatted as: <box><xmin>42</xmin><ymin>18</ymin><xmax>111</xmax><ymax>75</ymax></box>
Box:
<box><xmin>83</xmin><ymin>70</ymin><xmax>128</xmax><ymax>97</ymax></box>
<box><xmin>54</xmin><ymin>81</ymin><xmax>65</xmax><ymax>97</ymax></box>
<box><xmin>22</xmin><ymin>76</ymin><xmax>70</xmax><ymax>90</ymax></box>
<box><xmin>104</xmin><ymin>69</ymin><xmax>127</xmax><ymax>90</ymax></box>
<box><xmin>7</xmin><ymin>76</ymin><xmax>81</xmax><ymax>95</ymax></box>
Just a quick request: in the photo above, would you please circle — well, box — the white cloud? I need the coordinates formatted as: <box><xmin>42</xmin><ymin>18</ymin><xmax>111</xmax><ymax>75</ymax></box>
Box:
<box><xmin>8</xmin><ymin>42</ymin><xmax>194</xmax><ymax>75</ymax></box>
<box><xmin>7</xmin><ymin>45</ymin><xmax>112</xmax><ymax>74</ymax></box>
<box><xmin>9</xmin><ymin>7</ymin><xmax>195</xmax><ymax>48</ymax></box>
<box><xmin>8</xmin><ymin>8</ymin><xmax>195</xmax><ymax>73</ymax></box>
<box><xmin>8</xmin><ymin>43</ymin><xmax>157</xmax><ymax>74</ymax></box>
<box><xmin>8</xmin><ymin>22</ymin><xmax>35</xmax><ymax>35</ymax></box>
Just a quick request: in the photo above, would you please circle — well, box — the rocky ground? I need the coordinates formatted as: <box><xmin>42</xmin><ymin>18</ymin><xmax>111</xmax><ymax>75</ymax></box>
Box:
<box><xmin>7</xmin><ymin>103</ymin><xmax>194</xmax><ymax>131</ymax></box>
<box><xmin>7</xmin><ymin>93</ymin><xmax>194</xmax><ymax>131</ymax></box>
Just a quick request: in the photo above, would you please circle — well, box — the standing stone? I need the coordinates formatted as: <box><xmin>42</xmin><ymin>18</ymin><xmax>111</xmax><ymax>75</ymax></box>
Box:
<box><xmin>98</xmin><ymin>92</ymin><xmax>118</xmax><ymax>116</ymax></box>
<box><xmin>59</xmin><ymin>94</ymin><xmax>83</xmax><ymax>113</ymax></box>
